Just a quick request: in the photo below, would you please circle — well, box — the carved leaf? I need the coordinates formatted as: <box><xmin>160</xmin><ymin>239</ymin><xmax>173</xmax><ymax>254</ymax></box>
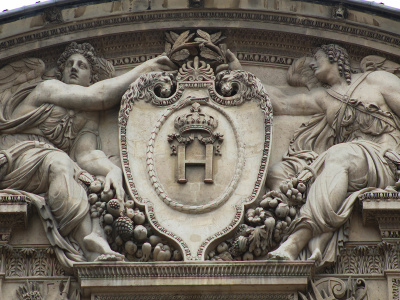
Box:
<box><xmin>197</xmin><ymin>29</ymin><xmax>211</xmax><ymax>43</ymax></box>
<box><xmin>171</xmin><ymin>30</ymin><xmax>193</xmax><ymax>52</ymax></box>
<box><xmin>210</xmin><ymin>32</ymin><xmax>226</xmax><ymax>45</ymax></box>
<box><xmin>248</xmin><ymin>227</ymin><xmax>268</xmax><ymax>252</ymax></box>
<box><xmin>32</xmin><ymin>254</ymin><xmax>47</xmax><ymax>276</ymax></box>
<box><xmin>200</xmin><ymin>47</ymin><xmax>221</xmax><ymax>61</ymax></box>
<box><xmin>170</xmin><ymin>31</ymin><xmax>180</xmax><ymax>41</ymax></box>
<box><xmin>165</xmin><ymin>32</ymin><xmax>176</xmax><ymax>45</ymax></box>
<box><xmin>210</xmin><ymin>32</ymin><xmax>222</xmax><ymax>43</ymax></box>
<box><xmin>32</xmin><ymin>250</ymin><xmax>51</xmax><ymax>276</ymax></box>
<box><xmin>187</xmin><ymin>33</ymin><xmax>195</xmax><ymax>42</ymax></box>
<box><xmin>219</xmin><ymin>43</ymin><xmax>227</xmax><ymax>58</ymax></box>
<box><xmin>97</xmin><ymin>58</ymin><xmax>115</xmax><ymax>80</ymax></box>
<box><xmin>54</xmin><ymin>259</ymin><xmax>66</xmax><ymax>276</ymax></box>
<box><xmin>372</xmin><ymin>254</ymin><xmax>382</xmax><ymax>274</ymax></box>
<box><xmin>165</xmin><ymin>42</ymin><xmax>172</xmax><ymax>54</ymax></box>
<box><xmin>194</xmin><ymin>37</ymin><xmax>208</xmax><ymax>43</ymax></box>
<box><xmin>171</xmin><ymin>49</ymin><xmax>190</xmax><ymax>62</ymax></box>
<box><xmin>16</xmin><ymin>252</ymin><xmax>26</xmax><ymax>276</ymax></box>
<box><xmin>6</xmin><ymin>252</ymin><xmax>17</xmax><ymax>277</ymax></box>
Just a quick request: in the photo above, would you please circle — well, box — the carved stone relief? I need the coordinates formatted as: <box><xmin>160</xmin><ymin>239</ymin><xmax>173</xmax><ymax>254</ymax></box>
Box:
<box><xmin>2</xmin><ymin>246</ymin><xmax>65</xmax><ymax>277</ymax></box>
<box><xmin>332</xmin><ymin>4</ymin><xmax>348</xmax><ymax>20</ymax></box>
<box><xmin>43</xmin><ymin>7</ymin><xmax>63</xmax><ymax>24</ymax></box>
<box><xmin>200</xmin><ymin>42</ymin><xmax>400</xmax><ymax>273</ymax></box>
<box><xmin>393</xmin><ymin>278</ymin><xmax>400</xmax><ymax>300</ymax></box>
<box><xmin>261</xmin><ymin>43</ymin><xmax>400</xmax><ymax>270</ymax></box>
<box><xmin>324</xmin><ymin>242</ymin><xmax>398</xmax><ymax>275</ymax></box>
<box><xmin>300</xmin><ymin>277</ymin><xmax>368</xmax><ymax>300</ymax></box>
<box><xmin>119</xmin><ymin>30</ymin><xmax>272</xmax><ymax>260</ymax></box>
<box><xmin>0</xmin><ymin>41</ymin><xmax>179</xmax><ymax>271</ymax></box>
<box><xmin>17</xmin><ymin>281</ymin><xmax>43</xmax><ymax>300</ymax></box>
<box><xmin>16</xmin><ymin>278</ymin><xmax>81</xmax><ymax>300</ymax></box>
<box><xmin>3</xmin><ymin>10</ymin><xmax>400</xmax><ymax>57</ymax></box>
<box><xmin>1</xmin><ymin>1</ymin><xmax>400</xmax><ymax>297</ymax></box>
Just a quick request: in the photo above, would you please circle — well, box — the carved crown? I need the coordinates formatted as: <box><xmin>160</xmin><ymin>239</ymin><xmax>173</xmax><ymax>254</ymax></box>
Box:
<box><xmin>174</xmin><ymin>103</ymin><xmax>218</xmax><ymax>135</ymax></box>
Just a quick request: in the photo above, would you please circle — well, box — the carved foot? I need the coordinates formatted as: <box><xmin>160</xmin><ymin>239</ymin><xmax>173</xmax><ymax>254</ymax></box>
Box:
<box><xmin>308</xmin><ymin>248</ymin><xmax>322</xmax><ymax>264</ymax></box>
<box><xmin>94</xmin><ymin>254</ymin><xmax>124</xmax><ymax>262</ymax></box>
<box><xmin>267</xmin><ymin>248</ymin><xmax>296</xmax><ymax>260</ymax></box>
<box><xmin>83</xmin><ymin>232</ymin><xmax>125</xmax><ymax>261</ymax></box>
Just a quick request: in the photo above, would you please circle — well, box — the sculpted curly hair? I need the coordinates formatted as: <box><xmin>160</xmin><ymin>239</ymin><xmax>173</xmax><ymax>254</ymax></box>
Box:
<box><xmin>57</xmin><ymin>42</ymin><xmax>100</xmax><ymax>84</ymax></box>
<box><xmin>313</xmin><ymin>44</ymin><xmax>352</xmax><ymax>85</ymax></box>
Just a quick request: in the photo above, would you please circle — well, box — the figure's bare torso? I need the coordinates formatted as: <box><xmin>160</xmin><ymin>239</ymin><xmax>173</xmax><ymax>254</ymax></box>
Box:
<box><xmin>318</xmin><ymin>73</ymin><xmax>400</xmax><ymax>150</ymax></box>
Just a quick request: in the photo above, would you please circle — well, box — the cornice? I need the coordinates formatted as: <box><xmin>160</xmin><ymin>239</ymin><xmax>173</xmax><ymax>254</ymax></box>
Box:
<box><xmin>74</xmin><ymin>261</ymin><xmax>314</xmax><ymax>295</ymax></box>
<box><xmin>1</xmin><ymin>0</ymin><xmax>400</xmax><ymax>22</ymax></box>
<box><xmin>75</xmin><ymin>260</ymin><xmax>314</xmax><ymax>279</ymax></box>
<box><xmin>1</xmin><ymin>9</ymin><xmax>400</xmax><ymax>61</ymax></box>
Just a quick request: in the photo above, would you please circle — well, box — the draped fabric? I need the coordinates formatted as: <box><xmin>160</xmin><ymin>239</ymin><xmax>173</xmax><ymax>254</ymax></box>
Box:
<box><xmin>281</xmin><ymin>72</ymin><xmax>400</xmax><ymax>267</ymax></box>
<box><xmin>0</xmin><ymin>83</ymin><xmax>90</xmax><ymax>271</ymax></box>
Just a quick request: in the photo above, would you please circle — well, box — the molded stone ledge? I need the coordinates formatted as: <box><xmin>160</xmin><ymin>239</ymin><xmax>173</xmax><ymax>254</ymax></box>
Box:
<box><xmin>360</xmin><ymin>191</ymin><xmax>400</xmax><ymax>242</ymax></box>
<box><xmin>0</xmin><ymin>195</ymin><xmax>29</xmax><ymax>230</ymax></box>
<box><xmin>74</xmin><ymin>260</ymin><xmax>314</xmax><ymax>297</ymax></box>
<box><xmin>91</xmin><ymin>293</ymin><xmax>296</xmax><ymax>299</ymax></box>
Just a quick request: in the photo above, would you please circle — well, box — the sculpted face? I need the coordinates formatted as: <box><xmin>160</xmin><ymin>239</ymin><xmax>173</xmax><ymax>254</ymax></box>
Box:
<box><xmin>219</xmin><ymin>73</ymin><xmax>236</xmax><ymax>96</ymax></box>
<box><xmin>62</xmin><ymin>53</ymin><xmax>92</xmax><ymax>87</ymax></box>
<box><xmin>309</xmin><ymin>50</ymin><xmax>334</xmax><ymax>84</ymax></box>
<box><xmin>156</xmin><ymin>75</ymin><xmax>173</xmax><ymax>98</ymax></box>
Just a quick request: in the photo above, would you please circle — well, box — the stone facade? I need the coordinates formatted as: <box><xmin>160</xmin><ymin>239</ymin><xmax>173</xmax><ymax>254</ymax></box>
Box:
<box><xmin>0</xmin><ymin>0</ymin><xmax>400</xmax><ymax>299</ymax></box>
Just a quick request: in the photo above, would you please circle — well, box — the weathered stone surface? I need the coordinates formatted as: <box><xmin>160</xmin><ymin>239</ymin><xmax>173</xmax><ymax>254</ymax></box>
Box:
<box><xmin>0</xmin><ymin>0</ymin><xmax>400</xmax><ymax>299</ymax></box>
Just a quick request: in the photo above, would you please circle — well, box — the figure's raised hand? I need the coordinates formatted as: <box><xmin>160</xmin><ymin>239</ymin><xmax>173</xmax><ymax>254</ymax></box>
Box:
<box><xmin>226</xmin><ymin>49</ymin><xmax>242</xmax><ymax>71</ymax></box>
<box><xmin>104</xmin><ymin>167</ymin><xmax>125</xmax><ymax>201</ymax></box>
<box><xmin>138</xmin><ymin>55</ymin><xmax>177</xmax><ymax>74</ymax></box>
<box><xmin>216</xmin><ymin>49</ymin><xmax>242</xmax><ymax>74</ymax></box>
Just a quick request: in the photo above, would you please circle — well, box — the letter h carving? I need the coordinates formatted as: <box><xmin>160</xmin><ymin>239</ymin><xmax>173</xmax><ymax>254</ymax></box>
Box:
<box><xmin>177</xmin><ymin>143</ymin><xmax>213</xmax><ymax>183</ymax></box>
<box><xmin>168</xmin><ymin>103</ymin><xmax>223</xmax><ymax>184</ymax></box>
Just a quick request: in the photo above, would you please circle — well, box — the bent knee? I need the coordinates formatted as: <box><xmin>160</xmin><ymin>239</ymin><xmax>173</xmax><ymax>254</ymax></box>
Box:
<box><xmin>47</xmin><ymin>152</ymin><xmax>75</xmax><ymax>175</ymax></box>
<box><xmin>324</xmin><ymin>144</ymin><xmax>366</xmax><ymax>169</ymax></box>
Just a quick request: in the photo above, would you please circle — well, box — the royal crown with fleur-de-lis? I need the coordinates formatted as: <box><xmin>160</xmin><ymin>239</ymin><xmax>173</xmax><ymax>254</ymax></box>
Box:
<box><xmin>174</xmin><ymin>102</ymin><xmax>218</xmax><ymax>135</ymax></box>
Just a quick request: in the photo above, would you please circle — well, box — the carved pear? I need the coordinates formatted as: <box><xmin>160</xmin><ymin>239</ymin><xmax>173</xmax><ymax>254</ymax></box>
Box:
<box><xmin>141</xmin><ymin>242</ymin><xmax>152</xmax><ymax>262</ymax></box>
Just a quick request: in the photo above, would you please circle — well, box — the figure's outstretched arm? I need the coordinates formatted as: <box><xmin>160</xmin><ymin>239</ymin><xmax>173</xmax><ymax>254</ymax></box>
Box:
<box><xmin>266</xmin><ymin>85</ymin><xmax>325</xmax><ymax>116</ymax></box>
<box><xmin>73</xmin><ymin>114</ymin><xmax>125</xmax><ymax>200</ymax></box>
<box><xmin>29</xmin><ymin>55</ymin><xmax>176</xmax><ymax>111</ymax></box>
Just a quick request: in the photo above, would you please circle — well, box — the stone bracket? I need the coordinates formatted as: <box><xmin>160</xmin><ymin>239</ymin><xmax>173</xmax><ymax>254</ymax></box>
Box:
<box><xmin>360</xmin><ymin>191</ymin><xmax>400</xmax><ymax>242</ymax></box>
<box><xmin>0</xmin><ymin>194</ymin><xmax>29</xmax><ymax>244</ymax></box>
